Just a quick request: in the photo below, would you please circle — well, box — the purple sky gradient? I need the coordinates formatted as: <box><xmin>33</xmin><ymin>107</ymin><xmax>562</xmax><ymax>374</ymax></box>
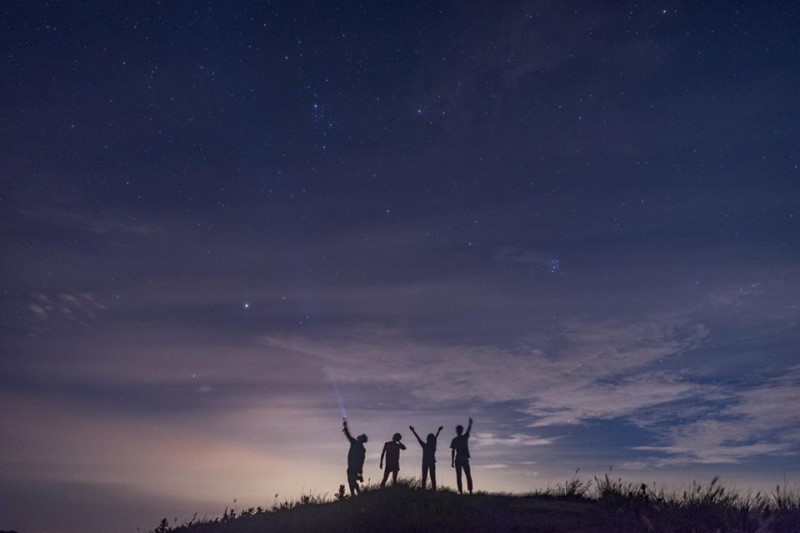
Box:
<box><xmin>2</xmin><ymin>2</ymin><xmax>799</xmax><ymax>531</ymax></box>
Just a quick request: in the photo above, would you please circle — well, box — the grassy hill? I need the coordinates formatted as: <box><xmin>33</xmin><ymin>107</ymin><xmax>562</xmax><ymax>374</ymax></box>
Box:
<box><xmin>154</xmin><ymin>477</ymin><xmax>800</xmax><ymax>533</ymax></box>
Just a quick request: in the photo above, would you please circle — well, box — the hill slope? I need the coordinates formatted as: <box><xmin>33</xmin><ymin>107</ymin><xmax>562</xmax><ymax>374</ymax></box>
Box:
<box><xmin>162</xmin><ymin>480</ymin><xmax>800</xmax><ymax>533</ymax></box>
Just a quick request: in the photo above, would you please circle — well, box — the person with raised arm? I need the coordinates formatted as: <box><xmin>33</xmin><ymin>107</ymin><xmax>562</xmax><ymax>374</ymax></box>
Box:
<box><xmin>409</xmin><ymin>424</ymin><xmax>443</xmax><ymax>490</ymax></box>
<box><xmin>450</xmin><ymin>417</ymin><xmax>473</xmax><ymax>494</ymax></box>
<box><xmin>342</xmin><ymin>418</ymin><xmax>367</xmax><ymax>496</ymax></box>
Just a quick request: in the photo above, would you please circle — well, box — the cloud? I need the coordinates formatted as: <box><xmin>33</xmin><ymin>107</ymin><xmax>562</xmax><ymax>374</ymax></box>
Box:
<box><xmin>473</xmin><ymin>432</ymin><xmax>556</xmax><ymax>448</ymax></box>
<box><xmin>478</xmin><ymin>463</ymin><xmax>511</xmax><ymax>470</ymax></box>
<box><xmin>491</xmin><ymin>245</ymin><xmax>559</xmax><ymax>272</ymax></box>
<box><xmin>26</xmin><ymin>290</ymin><xmax>106</xmax><ymax>325</ymax></box>
<box><xmin>27</xmin><ymin>303</ymin><xmax>48</xmax><ymax>319</ymax></box>
<box><xmin>254</xmin><ymin>306</ymin><xmax>799</xmax><ymax>466</ymax></box>
<box><xmin>257</xmin><ymin>312</ymin><xmax>710</xmax><ymax>431</ymax></box>
<box><xmin>633</xmin><ymin>366</ymin><xmax>800</xmax><ymax>466</ymax></box>
<box><xmin>524</xmin><ymin>374</ymin><xmax>708</xmax><ymax>427</ymax></box>
<box><xmin>18</xmin><ymin>203</ymin><xmax>160</xmax><ymax>236</ymax></box>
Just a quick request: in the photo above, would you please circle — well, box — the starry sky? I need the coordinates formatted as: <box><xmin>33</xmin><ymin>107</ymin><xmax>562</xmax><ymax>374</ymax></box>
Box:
<box><xmin>2</xmin><ymin>1</ymin><xmax>799</xmax><ymax>532</ymax></box>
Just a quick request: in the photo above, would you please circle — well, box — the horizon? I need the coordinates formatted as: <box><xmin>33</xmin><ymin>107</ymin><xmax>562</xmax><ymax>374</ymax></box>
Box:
<box><xmin>2</xmin><ymin>1</ymin><xmax>799</xmax><ymax>532</ymax></box>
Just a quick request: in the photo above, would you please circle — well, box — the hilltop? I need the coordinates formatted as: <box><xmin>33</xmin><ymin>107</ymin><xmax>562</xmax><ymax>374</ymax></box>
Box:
<box><xmin>154</xmin><ymin>477</ymin><xmax>800</xmax><ymax>533</ymax></box>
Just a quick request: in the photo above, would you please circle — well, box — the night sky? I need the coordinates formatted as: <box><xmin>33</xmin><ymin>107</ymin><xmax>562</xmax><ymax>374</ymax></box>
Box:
<box><xmin>2</xmin><ymin>1</ymin><xmax>799</xmax><ymax>532</ymax></box>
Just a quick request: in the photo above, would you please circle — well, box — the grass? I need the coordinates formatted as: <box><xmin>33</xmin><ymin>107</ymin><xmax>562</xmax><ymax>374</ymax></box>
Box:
<box><xmin>152</xmin><ymin>476</ymin><xmax>800</xmax><ymax>532</ymax></box>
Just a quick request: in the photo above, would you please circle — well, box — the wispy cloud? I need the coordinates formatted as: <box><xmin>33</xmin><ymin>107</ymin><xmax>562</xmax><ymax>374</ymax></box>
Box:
<box><xmin>26</xmin><ymin>290</ymin><xmax>106</xmax><ymax>325</ymax></box>
<box><xmin>474</xmin><ymin>432</ymin><xmax>556</xmax><ymax>447</ymax></box>
<box><xmin>633</xmin><ymin>366</ymin><xmax>800</xmax><ymax>466</ymax></box>
<box><xmin>18</xmin><ymin>204</ymin><xmax>160</xmax><ymax>236</ymax></box>
<box><xmin>259</xmin><ymin>312</ymin><xmax>708</xmax><ymax>413</ymax></box>
<box><xmin>254</xmin><ymin>304</ymin><xmax>799</xmax><ymax>466</ymax></box>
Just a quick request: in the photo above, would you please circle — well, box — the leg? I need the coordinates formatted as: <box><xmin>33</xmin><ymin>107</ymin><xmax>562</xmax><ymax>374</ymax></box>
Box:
<box><xmin>391</xmin><ymin>469</ymin><xmax>398</xmax><ymax>485</ymax></box>
<box><xmin>347</xmin><ymin>470</ymin><xmax>358</xmax><ymax>496</ymax></box>
<box><xmin>380</xmin><ymin>467</ymin><xmax>390</xmax><ymax>488</ymax></box>
<box><xmin>421</xmin><ymin>464</ymin><xmax>428</xmax><ymax>489</ymax></box>
<box><xmin>430</xmin><ymin>464</ymin><xmax>437</xmax><ymax>491</ymax></box>
<box><xmin>455</xmin><ymin>462</ymin><xmax>463</xmax><ymax>494</ymax></box>
<box><xmin>463</xmin><ymin>461</ymin><xmax>473</xmax><ymax>493</ymax></box>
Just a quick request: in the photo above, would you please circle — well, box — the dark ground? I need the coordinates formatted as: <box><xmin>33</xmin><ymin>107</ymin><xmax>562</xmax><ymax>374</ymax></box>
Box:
<box><xmin>163</xmin><ymin>482</ymin><xmax>800</xmax><ymax>533</ymax></box>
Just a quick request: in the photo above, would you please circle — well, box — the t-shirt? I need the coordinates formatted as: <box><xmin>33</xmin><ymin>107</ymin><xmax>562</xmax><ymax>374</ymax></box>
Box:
<box><xmin>347</xmin><ymin>441</ymin><xmax>365</xmax><ymax>471</ymax></box>
<box><xmin>450</xmin><ymin>434</ymin><xmax>470</xmax><ymax>461</ymax></box>
<box><xmin>382</xmin><ymin>441</ymin><xmax>403</xmax><ymax>469</ymax></box>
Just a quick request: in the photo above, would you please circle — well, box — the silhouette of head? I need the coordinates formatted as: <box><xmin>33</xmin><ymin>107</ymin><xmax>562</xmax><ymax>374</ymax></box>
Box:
<box><xmin>426</xmin><ymin>433</ymin><xmax>435</xmax><ymax>443</ymax></box>
<box><xmin>392</xmin><ymin>432</ymin><xmax>402</xmax><ymax>442</ymax></box>
<box><xmin>456</xmin><ymin>425</ymin><xmax>464</xmax><ymax>435</ymax></box>
<box><xmin>357</xmin><ymin>434</ymin><xmax>368</xmax><ymax>443</ymax></box>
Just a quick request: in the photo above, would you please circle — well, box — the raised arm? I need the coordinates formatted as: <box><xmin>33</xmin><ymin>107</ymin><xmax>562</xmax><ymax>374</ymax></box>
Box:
<box><xmin>435</xmin><ymin>426</ymin><xmax>443</xmax><ymax>438</ymax></box>
<box><xmin>409</xmin><ymin>426</ymin><xmax>424</xmax><ymax>447</ymax></box>
<box><xmin>465</xmin><ymin>417</ymin><xmax>473</xmax><ymax>437</ymax></box>
<box><xmin>342</xmin><ymin>420</ymin><xmax>356</xmax><ymax>443</ymax></box>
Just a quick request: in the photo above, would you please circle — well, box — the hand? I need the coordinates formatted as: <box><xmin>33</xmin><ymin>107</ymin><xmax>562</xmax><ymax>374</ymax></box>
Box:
<box><xmin>469</xmin><ymin>417</ymin><xmax>473</xmax><ymax>424</ymax></box>
<box><xmin>438</xmin><ymin>426</ymin><xmax>443</xmax><ymax>431</ymax></box>
<box><xmin>451</xmin><ymin>463</ymin><xmax>455</xmax><ymax>468</ymax></box>
<box><xmin>409</xmin><ymin>425</ymin><xmax>414</xmax><ymax>431</ymax></box>
<box><xmin>379</xmin><ymin>463</ymin><xmax>383</xmax><ymax>469</ymax></box>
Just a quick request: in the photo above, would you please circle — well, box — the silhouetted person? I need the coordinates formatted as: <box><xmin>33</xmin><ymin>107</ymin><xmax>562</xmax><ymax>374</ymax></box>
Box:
<box><xmin>379</xmin><ymin>432</ymin><xmax>406</xmax><ymax>487</ymax></box>
<box><xmin>342</xmin><ymin>418</ymin><xmax>367</xmax><ymax>496</ymax></box>
<box><xmin>409</xmin><ymin>424</ymin><xmax>443</xmax><ymax>490</ymax></box>
<box><xmin>450</xmin><ymin>417</ymin><xmax>473</xmax><ymax>494</ymax></box>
